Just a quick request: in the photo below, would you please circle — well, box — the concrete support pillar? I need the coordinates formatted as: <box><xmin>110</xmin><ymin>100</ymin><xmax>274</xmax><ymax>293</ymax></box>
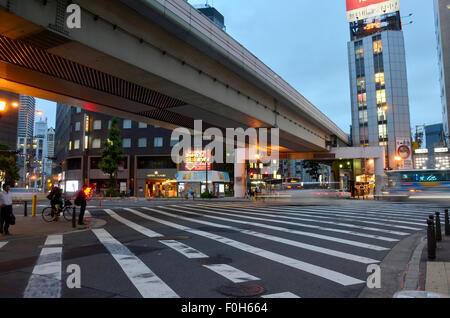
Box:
<box><xmin>234</xmin><ymin>148</ymin><xmax>247</xmax><ymax>198</ymax></box>
<box><xmin>374</xmin><ymin>158</ymin><xmax>385</xmax><ymax>195</ymax></box>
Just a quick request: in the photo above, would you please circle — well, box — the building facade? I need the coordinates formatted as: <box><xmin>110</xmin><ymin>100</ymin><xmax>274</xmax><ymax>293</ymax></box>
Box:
<box><xmin>196</xmin><ymin>4</ymin><xmax>226</xmax><ymax>31</ymax></box>
<box><xmin>16</xmin><ymin>95</ymin><xmax>36</xmax><ymax>187</ymax></box>
<box><xmin>0</xmin><ymin>90</ymin><xmax>20</xmax><ymax>150</ymax></box>
<box><xmin>347</xmin><ymin>5</ymin><xmax>412</xmax><ymax>170</ymax></box>
<box><xmin>435</xmin><ymin>0</ymin><xmax>450</xmax><ymax>146</ymax></box>
<box><xmin>55</xmin><ymin>103</ymin><xmax>178</xmax><ymax>196</ymax></box>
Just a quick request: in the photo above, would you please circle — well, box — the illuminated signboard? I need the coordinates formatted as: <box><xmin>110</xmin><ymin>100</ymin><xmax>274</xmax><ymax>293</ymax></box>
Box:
<box><xmin>346</xmin><ymin>0</ymin><xmax>400</xmax><ymax>23</ymax></box>
<box><xmin>185</xmin><ymin>150</ymin><xmax>211</xmax><ymax>171</ymax></box>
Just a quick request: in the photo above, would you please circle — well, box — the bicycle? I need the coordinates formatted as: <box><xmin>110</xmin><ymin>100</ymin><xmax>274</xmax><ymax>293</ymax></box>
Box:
<box><xmin>42</xmin><ymin>200</ymin><xmax>75</xmax><ymax>222</ymax></box>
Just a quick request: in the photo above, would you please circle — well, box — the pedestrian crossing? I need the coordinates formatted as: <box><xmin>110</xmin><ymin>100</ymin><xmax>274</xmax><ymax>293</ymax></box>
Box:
<box><xmin>0</xmin><ymin>201</ymin><xmax>439</xmax><ymax>298</ymax></box>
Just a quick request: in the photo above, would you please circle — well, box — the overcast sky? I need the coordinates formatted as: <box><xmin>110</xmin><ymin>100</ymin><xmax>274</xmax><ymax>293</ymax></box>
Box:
<box><xmin>37</xmin><ymin>0</ymin><xmax>442</xmax><ymax>135</ymax></box>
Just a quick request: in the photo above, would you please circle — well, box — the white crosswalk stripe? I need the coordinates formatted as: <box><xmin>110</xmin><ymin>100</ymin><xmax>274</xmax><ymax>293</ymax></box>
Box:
<box><xmin>208</xmin><ymin>205</ymin><xmax>410</xmax><ymax>236</ymax></box>
<box><xmin>169</xmin><ymin>205</ymin><xmax>389</xmax><ymax>251</ymax></box>
<box><xmin>103</xmin><ymin>209</ymin><xmax>259</xmax><ymax>284</ymax></box>
<box><xmin>148</xmin><ymin>207</ymin><xmax>380</xmax><ymax>264</ymax></box>
<box><xmin>188</xmin><ymin>204</ymin><xmax>399</xmax><ymax>242</ymax></box>
<box><xmin>130</xmin><ymin>207</ymin><xmax>365</xmax><ymax>286</ymax></box>
<box><xmin>261</xmin><ymin>292</ymin><xmax>301</xmax><ymax>298</ymax></box>
<box><xmin>92</xmin><ymin>228</ymin><xmax>179</xmax><ymax>298</ymax></box>
<box><xmin>233</xmin><ymin>204</ymin><xmax>430</xmax><ymax>225</ymax></box>
<box><xmin>205</xmin><ymin>205</ymin><xmax>423</xmax><ymax>231</ymax></box>
<box><xmin>24</xmin><ymin>235</ymin><xmax>63</xmax><ymax>298</ymax></box>
<box><xmin>8</xmin><ymin>201</ymin><xmax>434</xmax><ymax>298</ymax></box>
<box><xmin>202</xmin><ymin>264</ymin><xmax>260</xmax><ymax>284</ymax></box>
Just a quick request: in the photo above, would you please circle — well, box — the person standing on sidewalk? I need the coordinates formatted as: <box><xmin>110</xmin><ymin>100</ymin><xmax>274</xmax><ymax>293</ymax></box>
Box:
<box><xmin>0</xmin><ymin>184</ymin><xmax>14</xmax><ymax>235</ymax></box>
<box><xmin>75</xmin><ymin>185</ymin><xmax>88</xmax><ymax>226</ymax></box>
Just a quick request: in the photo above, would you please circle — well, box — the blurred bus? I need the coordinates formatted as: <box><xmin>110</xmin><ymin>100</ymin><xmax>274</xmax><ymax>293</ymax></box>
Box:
<box><xmin>385</xmin><ymin>169</ymin><xmax>450</xmax><ymax>198</ymax></box>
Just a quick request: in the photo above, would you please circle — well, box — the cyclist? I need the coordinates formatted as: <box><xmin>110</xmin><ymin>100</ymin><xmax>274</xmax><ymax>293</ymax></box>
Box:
<box><xmin>47</xmin><ymin>184</ymin><xmax>63</xmax><ymax>221</ymax></box>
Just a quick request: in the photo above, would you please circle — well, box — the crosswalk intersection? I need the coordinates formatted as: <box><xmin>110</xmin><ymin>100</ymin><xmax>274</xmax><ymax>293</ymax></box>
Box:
<box><xmin>0</xmin><ymin>202</ymin><xmax>443</xmax><ymax>298</ymax></box>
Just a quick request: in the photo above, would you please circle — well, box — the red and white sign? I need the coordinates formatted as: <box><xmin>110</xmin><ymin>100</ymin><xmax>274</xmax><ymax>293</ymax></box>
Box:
<box><xmin>396</xmin><ymin>138</ymin><xmax>413</xmax><ymax>170</ymax></box>
<box><xmin>184</xmin><ymin>150</ymin><xmax>211</xmax><ymax>171</ymax></box>
<box><xmin>346</xmin><ymin>0</ymin><xmax>400</xmax><ymax>23</ymax></box>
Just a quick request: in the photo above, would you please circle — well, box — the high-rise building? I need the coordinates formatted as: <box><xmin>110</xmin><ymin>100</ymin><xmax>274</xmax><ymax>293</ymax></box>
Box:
<box><xmin>434</xmin><ymin>0</ymin><xmax>450</xmax><ymax>146</ymax></box>
<box><xmin>16</xmin><ymin>95</ymin><xmax>36</xmax><ymax>187</ymax></box>
<box><xmin>32</xmin><ymin>119</ymin><xmax>49</xmax><ymax>189</ymax></box>
<box><xmin>425</xmin><ymin>123</ymin><xmax>445</xmax><ymax>151</ymax></box>
<box><xmin>196</xmin><ymin>4</ymin><xmax>226</xmax><ymax>31</ymax></box>
<box><xmin>347</xmin><ymin>0</ymin><xmax>412</xmax><ymax>170</ymax></box>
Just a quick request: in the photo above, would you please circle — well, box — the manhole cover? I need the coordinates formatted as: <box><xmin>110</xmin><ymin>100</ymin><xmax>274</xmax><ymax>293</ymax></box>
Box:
<box><xmin>219</xmin><ymin>283</ymin><xmax>265</xmax><ymax>297</ymax></box>
<box><xmin>198</xmin><ymin>257</ymin><xmax>232</xmax><ymax>265</ymax></box>
<box><xmin>157</xmin><ymin>236</ymin><xmax>190</xmax><ymax>241</ymax></box>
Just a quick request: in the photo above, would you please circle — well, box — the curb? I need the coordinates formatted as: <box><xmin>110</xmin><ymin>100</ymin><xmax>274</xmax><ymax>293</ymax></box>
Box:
<box><xmin>358</xmin><ymin>232</ymin><xmax>426</xmax><ymax>298</ymax></box>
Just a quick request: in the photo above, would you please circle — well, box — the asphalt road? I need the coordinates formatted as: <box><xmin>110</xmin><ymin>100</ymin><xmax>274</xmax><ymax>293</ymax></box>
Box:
<box><xmin>0</xmin><ymin>200</ymin><xmax>445</xmax><ymax>299</ymax></box>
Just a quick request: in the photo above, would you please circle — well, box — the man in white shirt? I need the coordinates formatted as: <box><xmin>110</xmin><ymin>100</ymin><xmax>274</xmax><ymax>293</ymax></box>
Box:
<box><xmin>0</xmin><ymin>184</ymin><xmax>14</xmax><ymax>235</ymax></box>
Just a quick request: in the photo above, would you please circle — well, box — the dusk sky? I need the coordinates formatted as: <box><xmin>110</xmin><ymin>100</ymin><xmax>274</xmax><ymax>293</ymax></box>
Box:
<box><xmin>37</xmin><ymin>0</ymin><xmax>442</xmax><ymax>135</ymax></box>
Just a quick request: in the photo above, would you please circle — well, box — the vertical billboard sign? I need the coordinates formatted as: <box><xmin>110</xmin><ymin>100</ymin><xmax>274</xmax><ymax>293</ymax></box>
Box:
<box><xmin>396</xmin><ymin>138</ymin><xmax>413</xmax><ymax>170</ymax></box>
<box><xmin>346</xmin><ymin>0</ymin><xmax>400</xmax><ymax>23</ymax></box>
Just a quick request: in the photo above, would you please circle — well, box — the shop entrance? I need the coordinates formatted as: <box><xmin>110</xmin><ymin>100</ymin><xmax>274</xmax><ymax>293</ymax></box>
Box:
<box><xmin>145</xmin><ymin>179</ymin><xmax>177</xmax><ymax>198</ymax></box>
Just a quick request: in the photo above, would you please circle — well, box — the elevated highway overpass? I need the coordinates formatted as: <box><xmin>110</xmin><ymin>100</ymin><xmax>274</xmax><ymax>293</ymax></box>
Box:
<box><xmin>0</xmin><ymin>0</ymin><xmax>348</xmax><ymax>154</ymax></box>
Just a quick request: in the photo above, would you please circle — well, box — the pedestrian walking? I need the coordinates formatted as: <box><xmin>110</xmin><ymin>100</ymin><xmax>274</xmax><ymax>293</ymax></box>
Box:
<box><xmin>0</xmin><ymin>184</ymin><xmax>15</xmax><ymax>235</ymax></box>
<box><xmin>75</xmin><ymin>185</ymin><xmax>88</xmax><ymax>226</ymax></box>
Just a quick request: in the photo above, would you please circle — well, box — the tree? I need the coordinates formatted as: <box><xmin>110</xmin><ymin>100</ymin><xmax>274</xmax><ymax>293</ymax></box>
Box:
<box><xmin>99</xmin><ymin>118</ymin><xmax>125</xmax><ymax>197</ymax></box>
<box><xmin>0</xmin><ymin>143</ymin><xmax>20</xmax><ymax>186</ymax></box>
<box><xmin>301</xmin><ymin>160</ymin><xmax>322</xmax><ymax>182</ymax></box>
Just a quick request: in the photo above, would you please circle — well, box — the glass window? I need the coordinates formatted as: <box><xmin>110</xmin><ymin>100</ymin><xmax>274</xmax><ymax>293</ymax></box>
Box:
<box><xmin>356</xmin><ymin>77</ymin><xmax>366</xmax><ymax>92</ymax></box>
<box><xmin>377</xmin><ymin>106</ymin><xmax>387</xmax><ymax>122</ymax></box>
<box><xmin>358</xmin><ymin>93</ymin><xmax>367</xmax><ymax>107</ymax></box>
<box><xmin>170</xmin><ymin>138</ymin><xmax>179</xmax><ymax>147</ymax></box>
<box><xmin>93</xmin><ymin>120</ymin><xmax>102</xmax><ymax>130</ymax></box>
<box><xmin>138</xmin><ymin>138</ymin><xmax>147</xmax><ymax>148</ymax></box>
<box><xmin>123</xmin><ymin>138</ymin><xmax>131</xmax><ymax>148</ymax></box>
<box><xmin>359</xmin><ymin>110</ymin><xmax>368</xmax><ymax>124</ymax></box>
<box><xmin>154</xmin><ymin>137</ymin><xmax>163</xmax><ymax>148</ymax></box>
<box><xmin>373</xmin><ymin>39</ymin><xmax>382</xmax><ymax>54</ymax></box>
<box><xmin>354</xmin><ymin>41</ymin><xmax>364</xmax><ymax>59</ymax></box>
<box><xmin>92</xmin><ymin>139</ymin><xmax>101</xmax><ymax>149</ymax></box>
<box><xmin>75</xmin><ymin>122</ymin><xmax>81</xmax><ymax>131</ymax></box>
<box><xmin>138</xmin><ymin>122</ymin><xmax>147</xmax><ymax>128</ymax></box>
<box><xmin>76</xmin><ymin>107</ymin><xmax>81</xmax><ymax>113</ymax></box>
<box><xmin>376</xmin><ymin>90</ymin><xmax>386</xmax><ymax>104</ymax></box>
<box><xmin>375</xmin><ymin>72</ymin><xmax>385</xmax><ymax>88</ymax></box>
<box><xmin>378</xmin><ymin>124</ymin><xmax>388</xmax><ymax>139</ymax></box>
<box><xmin>74</xmin><ymin>139</ymin><xmax>80</xmax><ymax>150</ymax></box>
<box><xmin>108</xmin><ymin>120</ymin><xmax>112</xmax><ymax>130</ymax></box>
<box><xmin>123</xmin><ymin>120</ymin><xmax>132</xmax><ymax>129</ymax></box>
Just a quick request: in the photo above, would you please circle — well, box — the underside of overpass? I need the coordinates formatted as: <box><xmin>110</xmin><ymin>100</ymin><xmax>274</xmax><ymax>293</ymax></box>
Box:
<box><xmin>0</xmin><ymin>0</ymin><xmax>348</xmax><ymax>155</ymax></box>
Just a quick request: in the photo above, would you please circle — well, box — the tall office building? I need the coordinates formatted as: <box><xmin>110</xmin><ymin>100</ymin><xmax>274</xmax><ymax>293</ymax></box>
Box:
<box><xmin>196</xmin><ymin>4</ymin><xmax>225</xmax><ymax>31</ymax></box>
<box><xmin>347</xmin><ymin>0</ymin><xmax>412</xmax><ymax>170</ymax></box>
<box><xmin>16</xmin><ymin>95</ymin><xmax>35</xmax><ymax>187</ymax></box>
<box><xmin>435</xmin><ymin>0</ymin><xmax>450</xmax><ymax>146</ymax></box>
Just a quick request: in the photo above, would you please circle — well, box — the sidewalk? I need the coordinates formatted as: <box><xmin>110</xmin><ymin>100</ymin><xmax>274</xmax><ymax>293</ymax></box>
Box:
<box><xmin>0</xmin><ymin>215</ymin><xmax>106</xmax><ymax>242</ymax></box>
<box><xmin>395</xmin><ymin>222</ymin><xmax>450</xmax><ymax>298</ymax></box>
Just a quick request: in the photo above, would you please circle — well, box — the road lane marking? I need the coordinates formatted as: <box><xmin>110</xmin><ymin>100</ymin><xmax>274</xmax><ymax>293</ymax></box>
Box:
<box><xmin>0</xmin><ymin>242</ymin><xmax>7</xmax><ymax>249</ymax></box>
<box><xmin>172</xmin><ymin>205</ymin><xmax>389</xmax><ymax>251</ymax></box>
<box><xmin>23</xmin><ymin>235</ymin><xmax>63</xmax><ymax>298</ymax></box>
<box><xmin>268</xmin><ymin>205</ymin><xmax>431</xmax><ymax>221</ymax></box>
<box><xmin>159</xmin><ymin>240</ymin><xmax>208</xmax><ymax>259</ymax></box>
<box><xmin>212</xmin><ymin>206</ymin><xmax>411</xmax><ymax>235</ymax></box>
<box><xmin>188</xmin><ymin>205</ymin><xmax>399</xmax><ymax>242</ymax></box>
<box><xmin>130</xmin><ymin>208</ymin><xmax>365</xmax><ymax>286</ymax></box>
<box><xmin>92</xmin><ymin>228</ymin><xmax>179</xmax><ymax>298</ymax></box>
<box><xmin>261</xmin><ymin>292</ymin><xmax>300</xmax><ymax>298</ymax></box>
<box><xmin>44</xmin><ymin>235</ymin><xmax>63</xmax><ymax>246</ymax></box>
<box><xmin>202</xmin><ymin>264</ymin><xmax>260</xmax><ymax>283</ymax></box>
<box><xmin>103</xmin><ymin>209</ymin><xmax>258</xmax><ymax>282</ymax></box>
<box><xmin>261</xmin><ymin>207</ymin><xmax>424</xmax><ymax>230</ymax></box>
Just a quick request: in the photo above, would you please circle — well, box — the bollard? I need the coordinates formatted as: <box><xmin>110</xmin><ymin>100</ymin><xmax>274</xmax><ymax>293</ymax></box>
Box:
<box><xmin>32</xmin><ymin>195</ymin><xmax>37</xmax><ymax>217</ymax></box>
<box><xmin>72</xmin><ymin>207</ymin><xmax>76</xmax><ymax>228</ymax></box>
<box><xmin>429</xmin><ymin>215</ymin><xmax>436</xmax><ymax>252</ymax></box>
<box><xmin>445</xmin><ymin>209</ymin><xmax>450</xmax><ymax>236</ymax></box>
<box><xmin>435</xmin><ymin>212</ymin><xmax>442</xmax><ymax>242</ymax></box>
<box><xmin>427</xmin><ymin>219</ymin><xmax>436</xmax><ymax>260</ymax></box>
<box><xmin>24</xmin><ymin>201</ymin><xmax>28</xmax><ymax>217</ymax></box>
